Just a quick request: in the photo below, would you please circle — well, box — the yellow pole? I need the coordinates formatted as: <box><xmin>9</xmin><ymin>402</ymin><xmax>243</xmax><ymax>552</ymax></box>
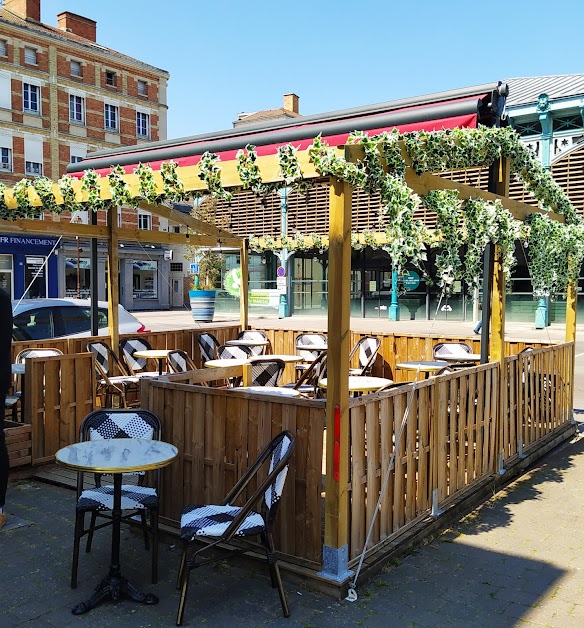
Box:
<box><xmin>565</xmin><ymin>280</ymin><xmax>577</xmax><ymax>412</ymax></box>
<box><xmin>240</xmin><ymin>240</ymin><xmax>249</xmax><ymax>331</ymax></box>
<box><xmin>322</xmin><ymin>160</ymin><xmax>352</xmax><ymax>580</ymax></box>
<box><xmin>107</xmin><ymin>204</ymin><xmax>120</xmax><ymax>360</ymax></box>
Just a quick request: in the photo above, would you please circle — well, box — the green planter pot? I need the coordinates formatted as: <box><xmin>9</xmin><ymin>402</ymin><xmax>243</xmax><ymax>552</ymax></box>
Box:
<box><xmin>189</xmin><ymin>289</ymin><xmax>216</xmax><ymax>322</ymax></box>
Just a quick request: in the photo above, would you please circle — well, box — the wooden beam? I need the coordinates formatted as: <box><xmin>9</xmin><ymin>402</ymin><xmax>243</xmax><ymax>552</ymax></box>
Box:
<box><xmin>324</xmin><ymin>164</ymin><xmax>352</xmax><ymax>554</ymax></box>
<box><xmin>106</xmin><ymin>204</ymin><xmax>120</xmax><ymax>353</ymax></box>
<box><xmin>565</xmin><ymin>281</ymin><xmax>577</xmax><ymax>413</ymax></box>
<box><xmin>240</xmin><ymin>241</ymin><xmax>249</xmax><ymax>330</ymax></box>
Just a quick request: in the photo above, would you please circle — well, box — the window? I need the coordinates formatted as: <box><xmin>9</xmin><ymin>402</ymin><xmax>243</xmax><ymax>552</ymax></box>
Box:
<box><xmin>0</xmin><ymin>147</ymin><xmax>11</xmax><ymax>172</ymax></box>
<box><xmin>133</xmin><ymin>260</ymin><xmax>158</xmax><ymax>299</ymax></box>
<box><xmin>13</xmin><ymin>307</ymin><xmax>51</xmax><ymax>341</ymax></box>
<box><xmin>170</xmin><ymin>262</ymin><xmax>183</xmax><ymax>272</ymax></box>
<box><xmin>24</xmin><ymin>47</ymin><xmax>37</xmax><ymax>65</ymax></box>
<box><xmin>104</xmin><ymin>103</ymin><xmax>118</xmax><ymax>131</ymax></box>
<box><xmin>136</xmin><ymin>111</ymin><xmax>149</xmax><ymax>138</ymax></box>
<box><xmin>0</xmin><ymin>40</ymin><xmax>6</xmax><ymax>57</ymax></box>
<box><xmin>69</xmin><ymin>94</ymin><xmax>84</xmax><ymax>123</ymax></box>
<box><xmin>25</xmin><ymin>161</ymin><xmax>43</xmax><ymax>177</ymax></box>
<box><xmin>23</xmin><ymin>83</ymin><xmax>40</xmax><ymax>113</ymax></box>
<box><xmin>138</xmin><ymin>212</ymin><xmax>152</xmax><ymax>230</ymax></box>
<box><xmin>105</xmin><ymin>70</ymin><xmax>116</xmax><ymax>87</ymax></box>
<box><xmin>70</xmin><ymin>155</ymin><xmax>83</xmax><ymax>164</ymax></box>
<box><xmin>172</xmin><ymin>225</ymin><xmax>181</xmax><ymax>233</ymax></box>
<box><xmin>137</xmin><ymin>80</ymin><xmax>148</xmax><ymax>96</ymax></box>
<box><xmin>70</xmin><ymin>60</ymin><xmax>82</xmax><ymax>77</ymax></box>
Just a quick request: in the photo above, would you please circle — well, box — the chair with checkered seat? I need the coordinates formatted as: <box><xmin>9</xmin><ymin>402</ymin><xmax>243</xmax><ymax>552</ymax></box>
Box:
<box><xmin>70</xmin><ymin>409</ymin><xmax>163</xmax><ymax>588</ymax></box>
<box><xmin>236</xmin><ymin>329</ymin><xmax>271</xmax><ymax>355</ymax></box>
<box><xmin>119</xmin><ymin>337</ymin><xmax>160</xmax><ymax>378</ymax></box>
<box><xmin>167</xmin><ymin>350</ymin><xmax>197</xmax><ymax>374</ymax></box>
<box><xmin>175</xmin><ymin>430</ymin><xmax>296</xmax><ymax>625</ymax></box>
<box><xmin>217</xmin><ymin>344</ymin><xmax>252</xmax><ymax>387</ymax></box>
<box><xmin>348</xmin><ymin>336</ymin><xmax>380</xmax><ymax>376</ymax></box>
<box><xmin>197</xmin><ymin>332</ymin><xmax>220</xmax><ymax>366</ymax></box>
<box><xmin>87</xmin><ymin>341</ymin><xmax>140</xmax><ymax>408</ymax></box>
<box><xmin>249</xmin><ymin>358</ymin><xmax>286</xmax><ymax>387</ymax></box>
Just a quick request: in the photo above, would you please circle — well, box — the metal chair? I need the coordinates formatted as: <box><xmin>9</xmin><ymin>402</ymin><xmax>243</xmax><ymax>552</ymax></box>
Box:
<box><xmin>167</xmin><ymin>350</ymin><xmax>197</xmax><ymax>374</ymax></box>
<box><xmin>236</xmin><ymin>329</ymin><xmax>271</xmax><ymax>355</ymax></box>
<box><xmin>432</xmin><ymin>342</ymin><xmax>475</xmax><ymax>370</ymax></box>
<box><xmin>197</xmin><ymin>332</ymin><xmax>220</xmax><ymax>365</ymax></box>
<box><xmin>348</xmin><ymin>336</ymin><xmax>380</xmax><ymax>376</ymax></box>
<box><xmin>119</xmin><ymin>337</ymin><xmax>160</xmax><ymax>378</ymax></box>
<box><xmin>217</xmin><ymin>344</ymin><xmax>252</xmax><ymax>387</ymax></box>
<box><xmin>176</xmin><ymin>430</ymin><xmax>296</xmax><ymax>625</ymax></box>
<box><xmin>283</xmin><ymin>351</ymin><xmax>328</xmax><ymax>397</ymax></box>
<box><xmin>71</xmin><ymin>409</ymin><xmax>163</xmax><ymax>588</ymax></box>
<box><xmin>87</xmin><ymin>341</ymin><xmax>140</xmax><ymax>408</ymax></box>
<box><xmin>294</xmin><ymin>333</ymin><xmax>327</xmax><ymax>378</ymax></box>
<box><xmin>249</xmin><ymin>358</ymin><xmax>286</xmax><ymax>387</ymax></box>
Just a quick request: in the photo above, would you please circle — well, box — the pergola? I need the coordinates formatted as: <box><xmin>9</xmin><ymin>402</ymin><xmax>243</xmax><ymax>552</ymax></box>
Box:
<box><xmin>0</xmin><ymin>135</ymin><xmax>574</xmax><ymax>580</ymax></box>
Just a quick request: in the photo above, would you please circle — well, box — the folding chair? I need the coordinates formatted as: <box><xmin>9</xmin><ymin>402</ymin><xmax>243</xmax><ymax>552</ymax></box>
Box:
<box><xmin>237</xmin><ymin>329</ymin><xmax>271</xmax><ymax>355</ymax></box>
<box><xmin>167</xmin><ymin>350</ymin><xmax>197</xmax><ymax>374</ymax></box>
<box><xmin>119</xmin><ymin>337</ymin><xmax>159</xmax><ymax>378</ymax></box>
<box><xmin>87</xmin><ymin>341</ymin><xmax>139</xmax><ymax>408</ymax></box>
<box><xmin>249</xmin><ymin>358</ymin><xmax>286</xmax><ymax>387</ymax></box>
<box><xmin>71</xmin><ymin>409</ymin><xmax>163</xmax><ymax>588</ymax></box>
<box><xmin>176</xmin><ymin>431</ymin><xmax>296</xmax><ymax>625</ymax></box>
<box><xmin>348</xmin><ymin>336</ymin><xmax>380</xmax><ymax>376</ymax></box>
<box><xmin>197</xmin><ymin>332</ymin><xmax>220</xmax><ymax>366</ymax></box>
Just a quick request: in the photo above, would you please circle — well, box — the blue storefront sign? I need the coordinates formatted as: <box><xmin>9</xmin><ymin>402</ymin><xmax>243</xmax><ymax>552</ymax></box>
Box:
<box><xmin>0</xmin><ymin>234</ymin><xmax>60</xmax><ymax>299</ymax></box>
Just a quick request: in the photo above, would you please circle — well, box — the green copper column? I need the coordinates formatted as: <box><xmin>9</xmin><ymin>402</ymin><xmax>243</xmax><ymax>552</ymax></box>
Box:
<box><xmin>388</xmin><ymin>269</ymin><xmax>400</xmax><ymax>321</ymax></box>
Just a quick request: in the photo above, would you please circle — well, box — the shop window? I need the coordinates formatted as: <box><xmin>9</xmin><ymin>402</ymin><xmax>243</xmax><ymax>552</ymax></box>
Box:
<box><xmin>0</xmin><ymin>254</ymin><xmax>12</xmax><ymax>299</ymax></box>
<box><xmin>24</xmin><ymin>47</ymin><xmax>37</xmax><ymax>65</ymax></box>
<box><xmin>0</xmin><ymin>147</ymin><xmax>11</xmax><ymax>172</ymax></box>
<box><xmin>133</xmin><ymin>260</ymin><xmax>158</xmax><ymax>299</ymax></box>
<box><xmin>23</xmin><ymin>83</ymin><xmax>40</xmax><ymax>113</ymax></box>
<box><xmin>24</xmin><ymin>256</ymin><xmax>47</xmax><ymax>297</ymax></box>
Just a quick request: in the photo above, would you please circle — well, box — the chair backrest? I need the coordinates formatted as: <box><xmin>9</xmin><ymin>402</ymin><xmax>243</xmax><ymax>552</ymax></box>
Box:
<box><xmin>167</xmin><ymin>349</ymin><xmax>197</xmax><ymax>374</ymax></box>
<box><xmin>350</xmin><ymin>336</ymin><xmax>380</xmax><ymax>375</ymax></box>
<box><xmin>16</xmin><ymin>348</ymin><xmax>63</xmax><ymax>362</ymax></box>
<box><xmin>294</xmin><ymin>351</ymin><xmax>328</xmax><ymax>392</ymax></box>
<box><xmin>217</xmin><ymin>344</ymin><xmax>252</xmax><ymax>360</ymax></box>
<box><xmin>87</xmin><ymin>340</ymin><xmax>128</xmax><ymax>378</ymax></box>
<box><xmin>119</xmin><ymin>337</ymin><xmax>153</xmax><ymax>374</ymax></box>
<box><xmin>237</xmin><ymin>330</ymin><xmax>270</xmax><ymax>355</ymax></box>
<box><xmin>198</xmin><ymin>332</ymin><xmax>220</xmax><ymax>364</ymax></box>
<box><xmin>263</xmin><ymin>431</ymin><xmax>295</xmax><ymax>523</ymax></box>
<box><xmin>295</xmin><ymin>333</ymin><xmax>327</xmax><ymax>362</ymax></box>
<box><xmin>433</xmin><ymin>342</ymin><xmax>472</xmax><ymax>359</ymax></box>
<box><xmin>250</xmin><ymin>358</ymin><xmax>285</xmax><ymax>387</ymax></box>
<box><xmin>80</xmin><ymin>408</ymin><xmax>161</xmax><ymax>442</ymax></box>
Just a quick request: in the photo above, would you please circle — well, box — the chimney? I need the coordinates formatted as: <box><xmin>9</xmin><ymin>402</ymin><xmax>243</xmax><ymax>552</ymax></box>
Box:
<box><xmin>57</xmin><ymin>11</ymin><xmax>97</xmax><ymax>42</ymax></box>
<box><xmin>283</xmin><ymin>93</ymin><xmax>299</xmax><ymax>114</ymax></box>
<box><xmin>3</xmin><ymin>0</ymin><xmax>41</xmax><ymax>22</ymax></box>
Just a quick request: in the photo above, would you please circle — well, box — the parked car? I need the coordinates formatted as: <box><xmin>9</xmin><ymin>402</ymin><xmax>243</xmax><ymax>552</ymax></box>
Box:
<box><xmin>11</xmin><ymin>298</ymin><xmax>150</xmax><ymax>341</ymax></box>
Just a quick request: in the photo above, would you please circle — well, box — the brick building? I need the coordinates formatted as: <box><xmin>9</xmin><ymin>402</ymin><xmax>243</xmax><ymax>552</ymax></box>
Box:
<box><xmin>0</xmin><ymin>0</ymin><xmax>172</xmax><ymax>309</ymax></box>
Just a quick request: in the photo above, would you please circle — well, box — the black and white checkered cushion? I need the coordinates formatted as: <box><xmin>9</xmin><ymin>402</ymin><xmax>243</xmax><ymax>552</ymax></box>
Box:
<box><xmin>168</xmin><ymin>350</ymin><xmax>189</xmax><ymax>373</ymax></box>
<box><xmin>265</xmin><ymin>434</ymin><xmax>291</xmax><ymax>509</ymax></box>
<box><xmin>88</xmin><ymin>412</ymin><xmax>154</xmax><ymax>440</ymax></box>
<box><xmin>434</xmin><ymin>343</ymin><xmax>471</xmax><ymax>357</ymax></box>
<box><xmin>88</xmin><ymin>342</ymin><xmax>112</xmax><ymax>374</ymax></box>
<box><xmin>78</xmin><ymin>484</ymin><xmax>158</xmax><ymax>511</ymax></box>
<box><xmin>120</xmin><ymin>338</ymin><xmax>152</xmax><ymax>373</ymax></box>
<box><xmin>237</xmin><ymin>331</ymin><xmax>268</xmax><ymax>356</ymax></box>
<box><xmin>251</xmin><ymin>360</ymin><xmax>284</xmax><ymax>387</ymax></box>
<box><xmin>218</xmin><ymin>345</ymin><xmax>250</xmax><ymax>360</ymax></box>
<box><xmin>349</xmin><ymin>337</ymin><xmax>379</xmax><ymax>375</ymax></box>
<box><xmin>198</xmin><ymin>334</ymin><xmax>219</xmax><ymax>364</ymax></box>
<box><xmin>180</xmin><ymin>504</ymin><xmax>264</xmax><ymax>540</ymax></box>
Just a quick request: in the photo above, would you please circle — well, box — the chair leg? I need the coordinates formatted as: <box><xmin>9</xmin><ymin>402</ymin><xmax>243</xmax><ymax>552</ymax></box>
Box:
<box><xmin>140</xmin><ymin>510</ymin><xmax>150</xmax><ymax>550</ymax></box>
<box><xmin>150</xmin><ymin>509</ymin><xmax>159</xmax><ymax>584</ymax></box>
<box><xmin>85</xmin><ymin>512</ymin><xmax>97</xmax><ymax>552</ymax></box>
<box><xmin>71</xmin><ymin>510</ymin><xmax>84</xmax><ymax>589</ymax></box>
<box><xmin>176</xmin><ymin>542</ymin><xmax>190</xmax><ymax>590</ymax></box>
<box><xmin>262</xmin><ymin>530</ymin><xmax>290</xmax><ymax>618</ymax></box>
<box><xmin>176</xmin><ymin>554</ymin><xmax>191</xmax><ymax>626</ymax></box>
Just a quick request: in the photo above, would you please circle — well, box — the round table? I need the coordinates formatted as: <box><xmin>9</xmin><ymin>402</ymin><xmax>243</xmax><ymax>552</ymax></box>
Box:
<box><xmin>233</xmin><ymin>386</ymin><xmax>301</xmax><ymax>397</ymax></box>
<box><xmin>318</xmin><ymin>376</ymin><xmax>393</xmax><ymax>394</ymax></box>
<box><xmin>250</xmin><ymin>354</ymin><xmax>303</xmax><ymax>364</ymax></box>
<box><xmin>396</xmin><ymin>360</ymin><xmax>448</xmax><ymax>378</ymax></box>
<box><xmin>204</xmin><ymin>358</ymin><xmax>249</xmax><ymax>369</ymax></box>
<box><xmin>439</xmin><ymin>353</ymin><xmax>481</xmax><ymax>363</ymax></box>
<box><xmin>225</xmin><ymin>339</ymin><xmax>269</xmax><ymax>349</ymax></box>
<box><xmin>133</xmin><ymin>349</ymin><xmax>172</xmax><ymax>376</ymax></box>
<box><xmin>55</xmin><ymin>438</ymin><xmax>178</xmax><ymax>615</ymax></box>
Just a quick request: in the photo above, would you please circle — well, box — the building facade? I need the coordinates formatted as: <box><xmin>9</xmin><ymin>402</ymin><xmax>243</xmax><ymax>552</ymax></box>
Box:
<box><xmin>0</xmin><ymin>0</ymin><xmax>172</xmax><ymax>309</ymax></box>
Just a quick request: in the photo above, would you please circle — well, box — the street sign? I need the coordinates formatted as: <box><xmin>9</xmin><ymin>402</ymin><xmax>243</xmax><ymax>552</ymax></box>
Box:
<box><xmin>276</xmin><ymin>265</ymin><xmax>286</xmax><ymax>278</ymax></box>
<box><xmin>401</xmin><ymin>270</ymin><xmax>420</xmax><ymax>291</ymax></box>
<box><xmin>276</xmin><ymin>276</ymin><xmax>287</xmax><ymax>293</ymax></box>
<box><xmin>189</xmin><ymin>263</ymin><xmax>199</xmax><ymax>274</ymax></box>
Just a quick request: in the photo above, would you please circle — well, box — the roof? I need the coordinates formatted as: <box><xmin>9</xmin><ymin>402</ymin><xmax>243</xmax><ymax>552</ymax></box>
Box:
<box><xmin>0</xmin><ymin>7</ymin><xmax>169</xmax><ymax>76</ymax></box>
<box><xmin>233</xmin><ymin>108</ymin><xmax>302</xmax><ymax>127</ymax></box>
<box><xmin>505</xmin><ymin>74</ymin><xmax>584</xmax><ymax>108</ymax></box>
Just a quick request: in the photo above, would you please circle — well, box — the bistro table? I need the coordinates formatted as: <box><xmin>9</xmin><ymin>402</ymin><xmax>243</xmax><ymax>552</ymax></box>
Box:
<box><xmin>232</xmin><ymin>386</ymin><xmax>301</xmax><ymax>397</ymax></box>
<box><xmin>318</xmin><ymin>376</ymin><xmax>393</xmax><ymax>395</ymax></box>
<box><xmin>396</xmin><ymin>360</ymin><xmax>448</xmax><ymax>379</ymax></box>
<box><xmin>133</xmin><ymin>349</ymin><xmax>172</xmax><ymax>376</ymax></box>
<box><xmin>55</xmin><ymin>438</ymin><xmax>178</xmax><ymax>615</ymax></box>
<box><xmin>439</xmin><ymin>353</ymin><xmax>481</xmax><ymax>363</ymax></box>
<box><xmin>225</xmin><ymin>338</ymin><xmax>269</xmax><ymax>350</ymax></box>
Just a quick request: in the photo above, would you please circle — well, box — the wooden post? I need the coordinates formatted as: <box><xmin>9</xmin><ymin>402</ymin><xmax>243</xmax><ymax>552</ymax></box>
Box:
<box><xmin>240</xmin><ymin>240</ymin><xmax>249</xmax><ymax>330</ymax></box>
<box><xmin>320</xmin><ymin>162</ymin><xmax>352</xmax><ymax>582</ymax></box>
<box><xmin>107</xmin><ymin>204</ymin><xmax>120</xmax><ymax>356</ymax></box>
<box><xmin>565</xmin><ymin>280</ymin><xmax>577</xmax><ymax>413</ymax></box>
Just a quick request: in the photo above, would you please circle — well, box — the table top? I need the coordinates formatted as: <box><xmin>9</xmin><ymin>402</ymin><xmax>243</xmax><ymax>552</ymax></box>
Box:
<box><xmin>133</xmin><ymin>349</ymin><xmax>173</xmax><ymax>359</ymax></box>
<box><xmin>225</xmin><ymin>339</ymin><xmax>269</xmax><ymax>347</ymax></box>
<box><xmin>296</xmin><ymin>343</ymin><xmax>328</xmax><ymax>352</ymax></box>
<box><xmin>439</xmin><ymin>353</ymin><xmax>481</xmax><ymax>363</ymax></box>
<box><xmin>205</xmin><ymin>358</ymin><xmax>249</xmax><ymax>368</ymax></box>
<box><xmin>396</xmin><ymin>361</ymin><xmax>448</xmax><ymax>372</ymax></box>
<box><xmin>232</xmin><ymin>386</ymin><xmax>301</xmax><ymax>397</ymax></box>
<box><xmin>11</xmin><ymin>363</ymin><xmax>25</xmax><ymax>375</ymax></box>
<box><xmin>55</xmin><ymin>438</ymin><xmax>178</xmax><ymax>473</ymax></box>
<box><xmin>318</xmin><ymin>376</ymin><xmax>393</xmax><ymax>393</ymax></box>
<box><xmin>250</xmin><ymin>354</ymin><xmax>303</xmax><ymax>364</ymax></box>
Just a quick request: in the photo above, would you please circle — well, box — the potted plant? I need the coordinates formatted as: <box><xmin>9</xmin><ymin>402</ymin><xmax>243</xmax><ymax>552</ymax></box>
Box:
<box><xmin>185</xmin><ymin>197</ymin><xmax>226</xmax><ymax>322</ymax></box>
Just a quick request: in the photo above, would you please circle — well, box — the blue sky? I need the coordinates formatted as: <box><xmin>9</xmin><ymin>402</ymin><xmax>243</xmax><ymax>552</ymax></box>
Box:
<box><xmin>39</xmin><ymin>0</ymin><xmax>584</xmax><ymax>141</ymax></box>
